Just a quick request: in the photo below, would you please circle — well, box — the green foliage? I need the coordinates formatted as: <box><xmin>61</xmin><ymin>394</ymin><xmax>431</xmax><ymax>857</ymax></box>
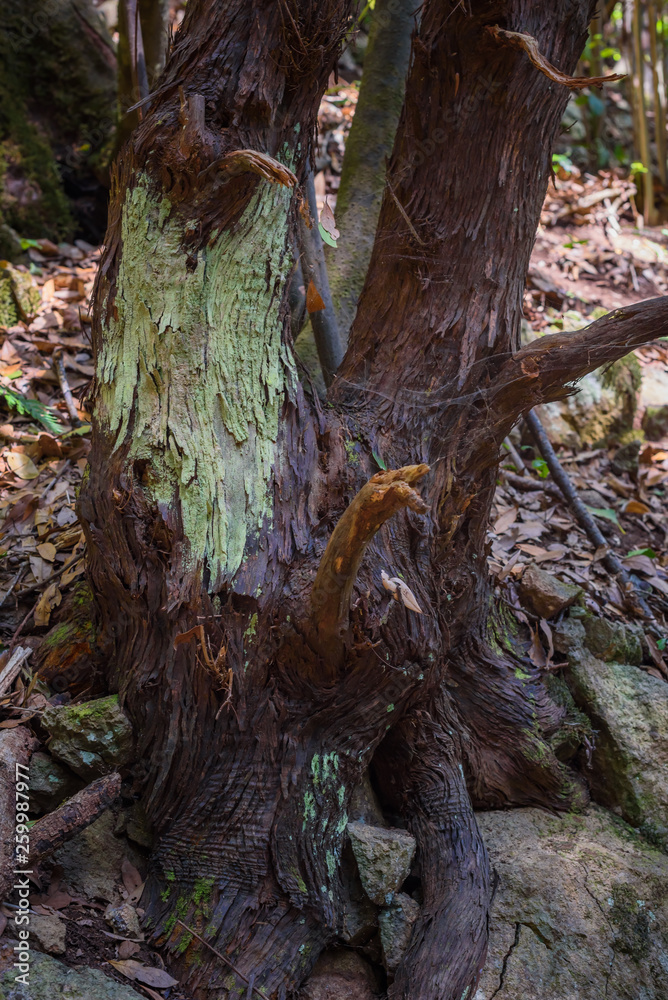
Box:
<box><xmin>531</xmin><ymin>457</ymin><xmax>549</xmax><ymax>479</ymax></box>
<box><xmin>0</xmin><ymin>384</ymin><xmax>62</xmax><ymax>433</ymax></box>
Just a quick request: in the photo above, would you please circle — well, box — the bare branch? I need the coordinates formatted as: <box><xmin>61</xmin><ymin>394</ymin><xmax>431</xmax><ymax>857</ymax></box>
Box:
<box><xmin>28</xmin><ymin>772</ymin><xmax>121</xmax><ymax>862</ymax></box>
<box><xmin>207</xmin><ymin>150</ymin><xmax>298</xmax><ymax>188</ymax></box>
<box><xmin>492</xmin><ymin>296</ymin><xmax>668</xmax><ymax>419</ymax></box>
<box><xmin>486</xmin><ymin>26</ymin><xmax>625</xmax><ymax>89</ymax></box>
<box><xmin>311</xmin><ymin>465</ymin><xmax>429</xmax><ymax>650</ymax></box>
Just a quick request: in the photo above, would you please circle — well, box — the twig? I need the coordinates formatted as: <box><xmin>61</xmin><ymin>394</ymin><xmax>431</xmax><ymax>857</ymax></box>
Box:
<box><xmin>501</xmin><ymin>469</ymin><xmax>562</xmax><ymax>500</ymax></box>
<box><xmin>52</xmin><ymin>350</ymin><xmax>81</xmax><ymax>427</ymax></box>
<box><xmin>0</xmin><ymin>646</ymin><xmax>32</xmax><ymax>697</ymax></box>
<box><xmin>486</xmin><ymin>26</ymin><xmax>626</xmax><ymax>89</ymax></box>
<box><xmin>525</xmin><ymin>409</ymin><xmax>652</xmax><ymax>618</ymax></box>
<box><xmin>502</xmin><ymin>437</ymin><xmax>526</xmax><ymax>475</ymax></box>
<box><xmin>0</xmin><ymin>567</ymin><xmax>26</xmax><ymax>609</ymax></box>
<box><xmin>387</xmin><ymin>180</ymin><xmax>426</xmax><ymax>246</ymax></box>
<box><xmin>297</xmin><ymin>167</ymin><xmax>344</xmax><ymax>385</ymax></box>
<box><xmin>174</xmin><ymin>920</ymin><xmax>270</xmax><ymax>999</ymax></box>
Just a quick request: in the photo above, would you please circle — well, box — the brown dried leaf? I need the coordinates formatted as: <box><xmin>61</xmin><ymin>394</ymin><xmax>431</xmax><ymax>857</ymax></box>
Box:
<box><xmin>528</xmin><ymin>626</ymin><xmax>547</xmax><ymax>668</ymax></box>
<box><xmin>6</xmin><ymin>452</ymin><xmax>39</xmax><ymax>480</ymax></box>
<box><xmin>622</xmin><ymin>500</ymin><xmax>651</xmax><ymax>515</ymax></box>
<box><xmin>493</xmin><ymin>506</ymin><xmax>518</xmax><ymax>534</ymax></box>
<box><xmin>320</xmin><ymin>200</ymin><xmax>340</xmax><ymax>240</ymax></box>
<box><xmin>306</xmin><ymin>280</ymin><xmax>325</xmax><ymax>314</ymax></box>
<box><xmin>118</xmin><ymin>940</ymin><xmax>141</xmax><ymax>959</ymax></box>
<box><xmin>34</xmin><ymin>581</ymin><xmax>62</xmax><ymax>627</ymax></box>
<box><xmin>121</xmin><ymin>858</ymin><xmax>143</xmax><ymax>895</ymax></box>
<box><xmin>135</xmin><ymin>967</ymin><xmax>179</xmax><ymax>988</ymax></box>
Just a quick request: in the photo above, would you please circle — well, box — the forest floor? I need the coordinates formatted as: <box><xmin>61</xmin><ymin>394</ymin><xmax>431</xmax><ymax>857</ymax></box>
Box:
<box><xmin>0</xmin><ymin>89</ymin><xmax>667</xmax><ymax>995</ymax></box>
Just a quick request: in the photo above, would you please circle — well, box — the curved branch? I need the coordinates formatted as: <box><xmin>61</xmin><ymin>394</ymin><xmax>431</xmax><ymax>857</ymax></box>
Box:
<box><xmin>492</xmin><ymin>296</ymin><xmax>668</xmax><ymax>420</ymax></box>
<box><xmin>486</xmin><ymin>25</ymin><xmax>625</xmax><ymax>89</ymax></box>
<box><xmin>311</xmin><ymin>464</ymin><xmax>429</xmax><ymax>648</ymax></box>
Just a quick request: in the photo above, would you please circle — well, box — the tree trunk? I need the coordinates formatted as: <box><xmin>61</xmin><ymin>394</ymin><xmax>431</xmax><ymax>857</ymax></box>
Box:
<box><xmin>76</xmin><ymin>1</ymin><xmax>668</xmax><ymax>998</ymax></box>
<box><xmin>117</xmin><ymin>0</ymin><xmax>171</xmax><ymax>148</ymax></box>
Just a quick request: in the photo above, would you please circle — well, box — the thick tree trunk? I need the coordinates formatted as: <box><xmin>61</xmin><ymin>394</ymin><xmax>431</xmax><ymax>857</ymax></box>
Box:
<box><xmin>77</xmin><ymin>1</ymin><xmax>668</xmax><ymax>998</ymax></box>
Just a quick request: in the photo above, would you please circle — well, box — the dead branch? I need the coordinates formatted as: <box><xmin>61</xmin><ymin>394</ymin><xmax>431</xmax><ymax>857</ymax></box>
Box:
<box><xmin>28</xmin><ymin>772</ymin><xmax>121</xmax><ymax>863</ymax></box>
<box><xmin>311</xmin><ymin>465</ymin><xmax>429</xmax><ymax>650</ymax></box>
<box><xmin>525</xmin><ymin>410</ymin><xmax>652</xmax><ymax>619</ymax></box>
<box><xmin>0</xmin><ymin>646</ymin><xmax>32</xmax><ymax>696</ymax></box>
<box><xmin>486</xmin><ymin>26</ymin><xmax>625</xmax><ymax>89</ymax></box>
<box><xmin>492</xmin><ymin>296</ymin><xmax>668</xmax><ymax>418</ymax></box>
<box><xmin>52</xmin><ymin>348</ymin><xmax>81</xmax><ymax>427</ymax></box>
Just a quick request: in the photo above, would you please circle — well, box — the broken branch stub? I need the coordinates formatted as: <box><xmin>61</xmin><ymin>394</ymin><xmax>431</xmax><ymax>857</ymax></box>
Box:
<box><xmin>311</xmin><ymin>465</ymin><xmax>429</xmax><ymax>649</ymax></box>
<box><xmin>486</xmin><ymin>26</ymin><xmax>625</xmax><ymax>89</ymax></box>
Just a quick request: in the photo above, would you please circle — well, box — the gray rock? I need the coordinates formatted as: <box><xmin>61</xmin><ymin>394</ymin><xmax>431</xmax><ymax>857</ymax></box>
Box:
<box><xmin>42</xmin><ymin>695</ymin><xmax>134</xmax><ymax>780</ymax></box>
<box><xmin>347</xmin><ymin>821</ymin><xmax>416</xmax><ymax>906</ymax></box>
<box><xmin>28</xmin><ymin>752</ymin><xmax>84</xmax><ymax>814</ymax></box>
<box><xmin>104</xmin><ymin>902</ymin><xmax>141</xmax><ymax>938</ymax></box>
<box><xmin>0</xmin><ymin>951</ymin><xmax>144</xmax><ymax>999</ymax></box>
<box><xmin>52</xmin><ymin>809</ymin><xmax>144</xmax><ymax>904</ymax></box>
<box><xmin>558</xmin><ymin>625</ymin><xmax>668</xmax><ymax>848</ymax></box>
<box><xmin>339</xmin><ymin>843</ymin><xmax>379</xmax><ymax>946</ymax></box>
<box><xmin>581</xmin><ymin>615</ymin><xmax>643</xmax><ymax>666</ymax></box>
<box><xmin>300</xmin><ymin>948</ymin><xmax>380</xmax><ymax>1000</ymax></box>
<box><xmin>474</xmin><ymin>806</ymin><xmax>668</xmax><ymax>1000</ymax></box>
<box><xmin>379</xmin><ymin>892</ymin><xmax>420</xmax><ymax>971</ymax></box>
<box><xmin>519</xmin><ymin>565</ymin><xmax>583</xmax><ymax>619</ymax></box>
<box><xmin>29</xmin><ymin>914</ymin><xmax>66</xmax><ymax>956</ymax></box>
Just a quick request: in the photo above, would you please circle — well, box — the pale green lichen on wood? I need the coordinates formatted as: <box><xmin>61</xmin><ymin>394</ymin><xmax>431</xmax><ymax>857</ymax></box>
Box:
<box><xmin>97</xmin><ymin>172</ymin><xmax>298</xmax><ymax>588</ymax></box>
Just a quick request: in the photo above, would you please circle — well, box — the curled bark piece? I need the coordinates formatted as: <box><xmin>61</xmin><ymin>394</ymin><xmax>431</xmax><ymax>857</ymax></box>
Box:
<box><xmin>486</xmin><ymin>26</ymin><xmax>625</xmax><ymax>88</ymax></box>
<box><xmin>214</xmin><ymin>149</ymin><xmax>298</xmax><ymax>188</ymax></box>
<box><xmin>311</xmin><ymin>465</ymin><xmax>429</xmax><ymax>648</ymax></box>
<box><xmin>28</xmin><ymin>772</ymin><xmax>121</xmax><ymax>865</ymax></box>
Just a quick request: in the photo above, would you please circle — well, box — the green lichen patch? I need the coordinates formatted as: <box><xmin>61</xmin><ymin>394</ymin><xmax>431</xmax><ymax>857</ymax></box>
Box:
<box><xmin>97</xmin><ymin>173</ymin><xmax>298</xmax><ymax>588</ymax></box>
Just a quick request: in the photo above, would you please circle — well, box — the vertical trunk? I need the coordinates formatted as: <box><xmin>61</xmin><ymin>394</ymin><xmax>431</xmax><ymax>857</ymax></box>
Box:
<box><xmin>117</xmin><ymin>0</ymin><xmax>171</xmax><ymax>147</ymax></box>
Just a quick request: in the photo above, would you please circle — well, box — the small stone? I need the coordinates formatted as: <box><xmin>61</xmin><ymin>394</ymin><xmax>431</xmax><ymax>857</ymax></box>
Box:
<box><xmin>104</xmin><ymin>902</ymin><xmax>142</xmax><ymax>938</ymax></box>
<box><xmin>29</xmin><ymin>752</ymin><xmax>84</xmax><ymax>813</ymax></box>
<box><xmin>642</xmin><ymin>404</ymin><xmax>668</xmax><ymax>442</ymax></box>
<box><xmin>347</xmin><ymin>821</ymin><xmax>416</xmax><ymax>906</ymax></box>
<box><xmin>42</xmin><ymin>694</ymin><xmax>134</xmax><ymax>779</ymax></box>
<box><xmin>519</xmin><ymin>565</ymin><xmax>583</xmax><ymax>619</ymax></box>
<box><xmin>379</xmin><ymin>892</ymin><xmax>420</xmax><ymax>971</ymax></box>
<box><xmin>30</xmin><ymin>914</ymin><xmax>66</xmax><ymax>955</ymax></box>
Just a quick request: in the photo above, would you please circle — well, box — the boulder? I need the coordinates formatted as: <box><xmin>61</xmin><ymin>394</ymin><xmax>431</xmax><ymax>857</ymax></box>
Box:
<box><xmin>339</xmin><ymin>843</ymin><xmax>379</xmax><ymax>946</ymax></box>
<box><xmin>379</xmin><ymin>892</ymin><xmax>420</xmax><ymax>971</ymax></box>
<box><xmin>347</xmin><ymin>821</ymin><xmax>416</xmax><ymax>906</ymax></box>
<box><xmin>519</xmin><ymin>566</ymin><xmax>583</xmax><ymax>619</ymax></box>
<box><xmin>0</xmin><ymin>950</ymin><xmax>145</xmax><ymax>999</ymax></box>
<box><xmin>29</xmin><ymin>752</ymin><xmax>84</xmax><ymax>814</ymax></box>
<box><xmin>42</xmin><ymin>694</ymin><xmax>134</xmax><ymax>780</ymax></box>
<box><xmin>52</xmin><ymin>809</ymin><xmax>145</xmax><ymax>904</ymax></box>
<box><xmin>29</xmin><ymin>914</ymin><xmax>66</xmax><ymax>956</ymax></box>
<box><xmin>474</xmin><ymin>806</ymin><xmax>668</xmax><ymax>1000</ymax></box>
<box><xmin>555</xmin><ymin>613</ymin><xmax>668</xmax><ymax>848</ymax></box>
<box><xmin>300</xmin><ymin>948</ymin><xmax>380</xmax><ymax>1000</ymax></box>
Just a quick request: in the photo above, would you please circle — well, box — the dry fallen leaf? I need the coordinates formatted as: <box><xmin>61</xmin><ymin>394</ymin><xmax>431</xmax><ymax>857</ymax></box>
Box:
<box><xmin>121</xmin><ymin>858</ymin><xmax>143</xmax><ymax>897</ymax></box>
<box><xmin>135</xmin><ymin>967</ymin><xmax>179</xmax><ymax>988</ymax></box>
<box><xmin>34</xmin><ymin>581</ymin><xmax>62</xmax><ymax>627</ymax></box>
<box><xmin>622</xmin><ymin>499</ymin><xmax>651</xmax><ymax>515</ymax></box>
<box><xmin>6</xmin><ymin>452</ymin><xmax>39</xmax><ymax>480</ymax></box>
<box><xmin>118</xmin><ymin>940</ymin><xmax>141</xmax><ymax>960</ymax></box>
<box><xmin>36</xmin><ymin>541</ymin><xmax>56</xmax><ymax>562</ymax></box>
<box><xmin>493</xmin><ymin>506</ymin><xmax>518</xmax><ymax>534</ymax></box>
<box><xmin>528</xmin><ymin>625</ymin><xmax>547</xmax><ymax>668</ymax></box>
<box><xmin>320</xmin><ymin>200</ymin><xmax>340</xmax><ymax>240</ymax></box>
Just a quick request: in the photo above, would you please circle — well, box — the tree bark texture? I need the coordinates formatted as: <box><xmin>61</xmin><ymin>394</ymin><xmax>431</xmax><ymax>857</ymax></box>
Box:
<box><xmin>76</xmin><ymin>2</ymin><xmax>668</xmax><ymax>999</ymax></box>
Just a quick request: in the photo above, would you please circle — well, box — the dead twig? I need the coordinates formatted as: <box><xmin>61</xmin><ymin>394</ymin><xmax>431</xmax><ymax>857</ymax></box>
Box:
<box><xmin>387</xmin><ymin>180</ymin><xmax>426</xmax><ymax>245</ymax></box>
<box><xmin>175</xmin><ymin>920</ymin><xmax>270</xmax><ymax>999</ymax></box>
<box><xmin>502</xmin><ymin>437</ymin><xmax>527</xmax><ymax>475</ymax></box>
<box><xmin>0</xmin><ymin>646</ymin><xmax>32</xmax><ymax>697</ymax></box>
<box><xmin>52</xmin><ymin>349</ymin><xmax>81</xmax><ymax>427</ymax></box>
<box><xmin>525</xmin><ymin>409</ymin><xmax>653</xmax><ymax>619</ymax></box>
<box><xmin>486</xmin><ymin>26</ymin><xmax>625</xmax><ymax>89</ymax></box>
<box><xmin>501</xmin><ymin>469</ymin><xmax>562</xmax><ymax>499</ymax></box>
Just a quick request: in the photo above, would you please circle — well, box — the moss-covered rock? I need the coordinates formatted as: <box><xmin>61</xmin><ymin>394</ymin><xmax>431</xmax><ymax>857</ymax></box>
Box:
<box><xmin>41</xmin><ymin>694</ymin><xmax>134</xmax><ymax>779</ymax></box>
<box><xmin>475</xmin><ymin>805</ymin><xmax>668</xmax><ymax>999</ymax></box>
<box><xmin>347</xmin><ymin>821</ymin><xmax>416</xmax><ymax>906</ymax></box>
<box><xmin>0</xmin><ymin>263</ymin><xmax>40</xmax><ymax>326</ymax></box>
<box><xmin>555</xmin><ymin>614</ymin><xmax>668</xmax><ymax>849</ymax></box>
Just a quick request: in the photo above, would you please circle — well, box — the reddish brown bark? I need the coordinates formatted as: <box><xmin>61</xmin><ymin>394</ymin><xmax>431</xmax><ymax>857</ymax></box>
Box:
<box><xmin>72</xmin><ymin>1</ymin><xmax>668</xmax><ymax>999</ymax></box>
